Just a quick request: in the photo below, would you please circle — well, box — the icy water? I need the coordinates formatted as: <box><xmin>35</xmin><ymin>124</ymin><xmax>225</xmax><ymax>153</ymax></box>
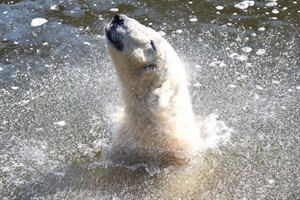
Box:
<box><xmin>1</xmin><ymin>0</ymin><xmax>299</xmax><ymax>199</ymax></box>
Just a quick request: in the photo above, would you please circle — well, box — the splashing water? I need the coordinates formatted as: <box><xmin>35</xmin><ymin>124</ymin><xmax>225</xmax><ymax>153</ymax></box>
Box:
<box><xmin>85</xmin><ymin>111</ymin><xmax>233</xmax><ymax>176</ymax></box>
<box><xmin>1</xmin><ymin>0</ymin><xmax>299</xmax><ymax>199</ymax></box>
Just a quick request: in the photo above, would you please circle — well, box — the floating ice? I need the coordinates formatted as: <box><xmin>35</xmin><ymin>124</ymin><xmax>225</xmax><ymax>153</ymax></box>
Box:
<box><xmin>256</xmin><ymin>49</ymin><xmax>266</xmax><ymax>55</ymax></box>
<box><xmin>234</xmin><ymin>1</ymin><xmax>255</xmax><ymax>10</ymax></box>
<box><xmin>266</xmin><ymin>2</ymin><xmax>277</xmax><ymax>7</ymax></box>
<box><xmin>50</xmin><ymin>5</ymin><xmax>59</xmax><ymax>11</ymax></box>
<box><xmin>242</xmin><ymin>47</ymin><xmax>252</xmax><ymax>53</ymax></box>
<box><xmin>109</xmin><ymin>8</ymin><xmax>119</xmax><ymax>12</ymax></box>
<box><xmin>11</xmin><ymin>86</ymin><xmax>19</xmax><ymax>90</ymax></box>
<box><xmin>0</xmin><ymin>67</ymin><xmax>3</xmax><ymax>71</ymax></box>
<box><xmin>271</xmin><ymin>9</ymin><xmax>279</xmax><ymax>14</ymax></box>
<box><xmin>83</xmin><ymin>41</ymin><xmax>91</xmax><ymax>46</ymax></box>
<box><xmin>31</xmin><ymin>18</ymin><xmax>48</xmax><ymax>27</ymax></box>
<box><xmin>53</xmin><ymin>121</ymin><xmax>66</xmax><ymax>126</ymax></box>
<box><xmin>216</xmin><ymin>6</ymin><xmax>224</xmax><ymax>10</ymax></box>
<box><xmin>189</xmin><ymin>17</ymin><xmax>198</xmax><ymax>22</ymax></box>
<box><xmin>258</xmin><ymin>27</ymin><xmax>266</xmax><ymax>31</ymax></box>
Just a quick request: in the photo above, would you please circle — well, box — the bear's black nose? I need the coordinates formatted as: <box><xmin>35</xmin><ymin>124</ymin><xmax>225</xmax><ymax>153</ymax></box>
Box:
<box><xmin>112</xmin><ymin>14</ymin><xmax>125</xmax><ymax>25</ymax></box>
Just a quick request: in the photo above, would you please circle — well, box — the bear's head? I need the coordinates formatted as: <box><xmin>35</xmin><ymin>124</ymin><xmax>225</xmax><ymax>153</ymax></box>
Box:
<box><xmin>105</xmin><ymin>14</ymin><xmax>183</xmax><ymax>91</ymax></box>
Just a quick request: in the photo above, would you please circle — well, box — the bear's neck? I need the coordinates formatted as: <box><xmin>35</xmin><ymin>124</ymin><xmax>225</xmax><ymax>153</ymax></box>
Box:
<box><xmin>121</xmin><ymin>79</ymin><xmax>195</xmax><ymax>122</ymax></box>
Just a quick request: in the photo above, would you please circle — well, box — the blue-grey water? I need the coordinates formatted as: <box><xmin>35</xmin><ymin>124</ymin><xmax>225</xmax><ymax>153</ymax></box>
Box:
<box><xmin>1</xmin><ymin>0</ymin><xmax>299</xmax><ymax>199</ymax></box>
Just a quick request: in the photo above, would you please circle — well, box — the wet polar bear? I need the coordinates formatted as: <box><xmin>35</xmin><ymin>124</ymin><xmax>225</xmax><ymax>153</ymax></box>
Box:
<box><xmin>105</xmin><ymin>14</ymin><xmax>201</xmax><ymax>168</ymax></box>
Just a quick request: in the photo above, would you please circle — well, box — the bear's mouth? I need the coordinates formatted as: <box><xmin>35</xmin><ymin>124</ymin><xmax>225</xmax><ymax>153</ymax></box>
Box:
<box><xmin>105</xmin><ymin>14</ymin><xmax>128</xmax><ymax>51</ymax></box>
<box><xmin>105</xmin><ymin>28</ymin><xmax>124</xmax><ymax>51</ymax></box>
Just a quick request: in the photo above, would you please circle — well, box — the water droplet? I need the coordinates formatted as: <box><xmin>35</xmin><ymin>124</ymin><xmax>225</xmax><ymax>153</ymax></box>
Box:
<box><xmin>256</xmin><ymin>49</ymin><xmax>266</xmax><ymax>55</ymax></box>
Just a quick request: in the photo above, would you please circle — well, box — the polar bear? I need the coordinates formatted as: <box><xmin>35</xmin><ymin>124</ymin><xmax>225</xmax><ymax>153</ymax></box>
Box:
<box><xmin>105</xmin><ymin>14</ymin><xmax>201</xmax><ymax>168</ymax></box>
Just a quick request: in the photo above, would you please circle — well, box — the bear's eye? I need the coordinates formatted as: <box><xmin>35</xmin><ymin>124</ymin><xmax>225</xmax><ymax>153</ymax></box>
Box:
<box><xmin>150</xmin><ymin>40</ymin><xmax>157</xmax><ymax>51</ymax></box>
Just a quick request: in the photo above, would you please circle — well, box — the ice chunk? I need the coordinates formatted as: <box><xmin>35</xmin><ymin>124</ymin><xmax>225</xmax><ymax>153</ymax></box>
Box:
<box><xmin>266</xmin><ymin>2</ymin><xmax>277</xmax><ymax>7</ymax></box>
<box><xmin>189</xmin><ymin>17</ymin><xmax>198</xmax><ymax>22</ymax></box>
<box><xmin>50</xmin><ymin>5</ymin><xmax>59</xmax><ymax>11</ymax></box>
<box><xmin>234</xmin><ymin>1</ymin><xmax>255</xmax><ymax>10</ymax></box>
<box><xmin>271</xmin><ymin>9</ymin><xmax>279</xmax><ymax>14</ymax></box>
<box><xmin>31</xmin><ymin>18</ymin><xmax>48</xmax><ymax>27</ymax></box>
<box><xmin>110</xmin><ymin>8</ymin><xmax>119</xmax><ymax>12</ymax></box>
<box><xmin>83</xmin><ymin>41</ymin><xmax>91</xmax><ymax>46</ymax></box>
<box><xmin>216</xmin><ymin>6</ymin><xmax>224</xmax><ymax>10</ymax></box>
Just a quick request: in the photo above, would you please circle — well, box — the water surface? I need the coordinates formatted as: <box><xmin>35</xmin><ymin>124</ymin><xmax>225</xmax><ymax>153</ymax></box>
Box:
<box><xmin>1</xmin><ymin>0</ymin><xmax>299</xmax><ymax>199</ymax></box>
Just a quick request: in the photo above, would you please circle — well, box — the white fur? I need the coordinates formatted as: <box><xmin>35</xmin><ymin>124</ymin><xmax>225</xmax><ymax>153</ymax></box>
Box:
<box><xmin>105</xmin><ymin>15</ymin><xmax>201</xmax><ymax>166</ymax></box>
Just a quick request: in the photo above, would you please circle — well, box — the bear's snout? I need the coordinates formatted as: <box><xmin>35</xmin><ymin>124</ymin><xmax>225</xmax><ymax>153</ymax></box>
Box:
<box><xmin>111</xmin><ymin>14</ymin><xmax>127</xmax><ymax>25</ymax></box>
<box><xmin>105</xmin><ymin>15</ymin><xmax>128</xmax><ymax>51</ymax></box>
